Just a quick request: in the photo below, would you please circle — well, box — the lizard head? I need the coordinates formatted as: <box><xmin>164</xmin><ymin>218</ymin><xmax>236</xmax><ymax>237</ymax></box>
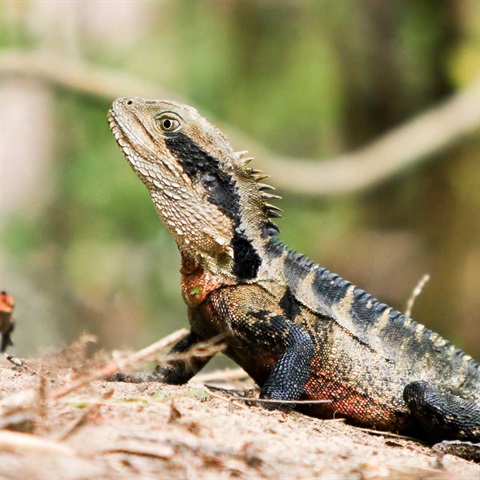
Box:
<box><xmin>108</xmin><ymin>98</ymin><xmax>281</xmax><ymax>279</ymax></box>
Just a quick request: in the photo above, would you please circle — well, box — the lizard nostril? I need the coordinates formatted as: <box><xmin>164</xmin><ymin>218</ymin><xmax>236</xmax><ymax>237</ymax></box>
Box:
<box><xmin>127</xmin><ymin>99</ymin><xmax>133</xmax><ymax>105</ymax></box>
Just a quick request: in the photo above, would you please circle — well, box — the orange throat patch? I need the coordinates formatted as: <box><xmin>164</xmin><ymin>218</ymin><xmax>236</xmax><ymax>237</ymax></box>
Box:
<box><xmin>180</xmin><ymin>255</ymin><xmax>233</xmax><ymax>307</ymax></box>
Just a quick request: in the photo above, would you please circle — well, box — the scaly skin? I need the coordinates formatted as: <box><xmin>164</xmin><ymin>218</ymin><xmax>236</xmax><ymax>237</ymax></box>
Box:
<box><xmin>108</xmin><ymin>98</ymin><xmax>480</xmax><ymax>449</ymax></box>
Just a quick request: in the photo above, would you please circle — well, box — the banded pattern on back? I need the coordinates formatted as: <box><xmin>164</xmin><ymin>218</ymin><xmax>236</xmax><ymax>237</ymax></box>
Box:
<box><xmin>266</xmin><ymin>237</ymin><xmax>480</xmax><ymax>395</ymax></box>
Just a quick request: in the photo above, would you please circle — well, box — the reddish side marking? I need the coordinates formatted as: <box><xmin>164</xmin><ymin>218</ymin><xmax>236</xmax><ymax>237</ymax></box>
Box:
<box><xmin>302</xmin><ymin>371</ymin><xmax>401</xmax><ymax>429</ymax></box>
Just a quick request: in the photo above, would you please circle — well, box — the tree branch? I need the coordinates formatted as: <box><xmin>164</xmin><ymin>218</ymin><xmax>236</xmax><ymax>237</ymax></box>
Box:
<box><xmin>2</xmin><ymin>49</ymin><xmax>479</xmax><ymax>196</ymax></box>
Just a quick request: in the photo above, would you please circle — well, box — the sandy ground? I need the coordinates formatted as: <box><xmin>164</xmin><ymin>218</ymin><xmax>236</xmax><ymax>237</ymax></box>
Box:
<box><xmin>0</xmin><ymin>350</ymin><xmax>479</xmax><ymax>480</ymax></box>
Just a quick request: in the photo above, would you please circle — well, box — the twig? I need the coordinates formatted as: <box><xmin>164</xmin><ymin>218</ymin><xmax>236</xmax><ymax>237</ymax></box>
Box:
<box><xmin>0</xmin><ymin>430</ymin><xmax>75</xmax><ymax>456</ymax></box>
<box><xmin>55</xmin><ymin>403</ymin><xmax>99</xmax><ymax>441</ymax></box>
<box><xmin>195</xmin><ymin>367</ymin><xmax>249</xmax><ymax>383</ymax></box>
<box><xmin>231</xmin><ymin>397</ymin><xmax>332</xmax><ymax>405</ymax></box>
<box><xmin>0</xmin><ymin>328</ymin><xmax>188</xmax><ymax>417</ymax></box>
<box><xmin>102</xmin><ymin>445</ymin><xmax>174</xmax><ymax>460</ymax></box>
<box><xmin>162</xmin><ymin>335</ymin><xmax>226</xmax><ymax>362</ymax></box>
<box><xmin>2</xmin><ymin>49</ymin><xmax>479</xmax><ymax>196</ymax></box>
<box><xmin>405</xmin><ymin>274</ymin><xmax>430</xmax><ymax>318</ymax></box>
<box><xmin>205</xmin><ymin>388</ymin><xmax>251</xmax><ymax>412</ymax></box>
<box><xmin>49</xmin><ymin>328</ymin><xmax>188</xmax><ymax>400</ymax></box>
<box><xmin>204</xmin><ymin>385</ymin><xmax>331</xmax><ymax>405</ymax></box>
<box><xmin>356</xmin><ymin>426</ymin><xmax>418</xmax><ymax>442</ymax></box>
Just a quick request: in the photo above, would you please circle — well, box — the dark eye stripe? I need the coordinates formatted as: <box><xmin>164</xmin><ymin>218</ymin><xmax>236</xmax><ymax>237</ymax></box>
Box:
<box><xmin>165</xmin><ymin>132</ymin><xmax>261</xmax><ymax>280</ymax></box>
<box><xmin>166</xmin><ymin>133</ymin><xmax>240</xmax><ymax>220</ymax></box>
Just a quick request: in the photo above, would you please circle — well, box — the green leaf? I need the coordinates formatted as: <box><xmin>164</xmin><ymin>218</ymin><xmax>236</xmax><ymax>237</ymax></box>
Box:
<box><xmin>190</xmin><ymin>286</ymin><xmax>201</xmax><ymax>296</ymax></box>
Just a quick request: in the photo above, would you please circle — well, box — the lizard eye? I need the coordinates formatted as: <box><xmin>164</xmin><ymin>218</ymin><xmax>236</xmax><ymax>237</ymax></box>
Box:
<box><xmin>157</xmin><ymin>114</ymin><xmax>181</xmax><ymax>133</ymax></box>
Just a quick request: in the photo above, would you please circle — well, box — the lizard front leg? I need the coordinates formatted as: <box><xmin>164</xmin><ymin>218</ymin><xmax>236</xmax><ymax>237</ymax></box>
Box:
<box><xmin>208</xmin><ymin>286</ymin><xmax>315</xmax><ymax>407</ymax></box>
<box><xmin>250</xmin><ymin>311</ymin><xmax>315</xmax><ymax>405</ymax></box>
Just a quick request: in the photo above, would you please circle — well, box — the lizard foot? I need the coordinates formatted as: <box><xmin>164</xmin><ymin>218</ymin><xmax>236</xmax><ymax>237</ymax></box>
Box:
<box><xmin>403</xmin><ymin>380</ymin><xmax>480</xmax><ymax>444</ymax></box>
<box><xmin>432</xmin><ymin>440</ymin><xmax>480</xmax><ymax>463</ymax></box>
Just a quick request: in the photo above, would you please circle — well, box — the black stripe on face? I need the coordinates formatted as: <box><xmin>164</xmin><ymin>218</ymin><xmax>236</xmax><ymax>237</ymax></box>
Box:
<box><xmin>166</xmin><ymin>133</ymin><xmax>239</xmax><ymax>219</ymax></box>
<box><xmin>200</xmin><ymin>171</ymin><xmax>239</xmax><ymax>220</ymax></box>
<box><xmin>165</xmin><ymin>132</ymin><xmax>219</xmax><ymax>178</ymax></box>
<box><xmin>166</xmin><ymin>132</ymin><xmax>261</xmax><ymax>280</ymax></box>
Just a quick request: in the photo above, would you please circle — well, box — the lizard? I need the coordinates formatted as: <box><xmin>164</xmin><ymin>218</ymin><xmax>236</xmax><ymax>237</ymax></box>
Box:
<box><xmin>0</xmin><ymin>291</ymin><xmax>15</xmax><ymax>354</ymax></box>
<box><xmin>107</xmin><ymin>97</ymin><xmax>480</xmax><ymax>455</ymax></box>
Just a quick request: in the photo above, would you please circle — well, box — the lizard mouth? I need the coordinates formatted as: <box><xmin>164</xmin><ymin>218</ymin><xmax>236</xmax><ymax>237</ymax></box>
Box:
<box><xmin>108</xmin><ymin>109</ymin><xmax>124</xmax><ymax>145</ymax></box>
<box><xmin>108</xmin><ymin>106</ymin><xmax>163</xmax><ymax>189</ymax></box>
<box><xmin>107</xmin><ymin>109</ymin><xmax>116</xmax><ymax>128</ymax></box>
<box><xmin>108</xmin><ymin>108</ymin><xmax>136</xmax><ymax>160</ymax></box>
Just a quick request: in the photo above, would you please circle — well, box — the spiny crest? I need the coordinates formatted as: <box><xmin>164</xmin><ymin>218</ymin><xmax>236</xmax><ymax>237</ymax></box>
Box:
<box><xmin>235</xmin><ymin>150</ymin><xmax>253</xmax><ymax>167</ymax></box>
<box><xmin>235</xmin><ymin>150</ymin><xmax>284</xmax><ymax>229</ymax></box>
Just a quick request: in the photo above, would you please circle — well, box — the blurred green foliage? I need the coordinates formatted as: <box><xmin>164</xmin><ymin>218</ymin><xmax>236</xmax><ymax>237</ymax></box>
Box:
<box><xmin>1</xmin><ymin>0</ymin><xmax>479</xmax><ymax>359</ymax></box>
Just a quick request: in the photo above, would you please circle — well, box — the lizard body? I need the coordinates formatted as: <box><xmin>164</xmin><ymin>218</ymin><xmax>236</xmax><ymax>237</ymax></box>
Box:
<box><xmin>108</xmin><ymin>98</ymin><xmax>480</xmax><ymax>445</ymax></box>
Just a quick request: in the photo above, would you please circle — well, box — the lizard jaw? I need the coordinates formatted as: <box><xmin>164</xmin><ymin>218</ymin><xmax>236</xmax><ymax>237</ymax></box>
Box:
<box><xmin>108</xmin><ymin>104</ymin><xmax>235</xmax><ymax>264</ymax></box>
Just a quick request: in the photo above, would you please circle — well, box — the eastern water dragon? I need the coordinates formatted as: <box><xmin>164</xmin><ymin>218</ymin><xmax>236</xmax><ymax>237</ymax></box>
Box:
<box><xmin>108</xmin><ymin>98</ymin><xmax>479</xmax><ymax>459</ymax></box>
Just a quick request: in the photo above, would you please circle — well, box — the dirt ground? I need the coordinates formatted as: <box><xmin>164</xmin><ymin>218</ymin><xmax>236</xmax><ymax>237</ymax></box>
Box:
<box><xmin>1</xmin><ymin>347</ymin><xmax>479</xmax><ymax>480</ymax></box>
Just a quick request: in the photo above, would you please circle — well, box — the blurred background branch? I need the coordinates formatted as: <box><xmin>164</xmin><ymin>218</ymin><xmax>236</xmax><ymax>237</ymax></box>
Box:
<box><xmin>267</xmin><ymin>80</ymin><xmax>480</xmax><ymax>195</ymax></box>
<box><xmin>1</xmin><ymin>49</ymin><xmax>479</xmax><ymax>196</ymax></box>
